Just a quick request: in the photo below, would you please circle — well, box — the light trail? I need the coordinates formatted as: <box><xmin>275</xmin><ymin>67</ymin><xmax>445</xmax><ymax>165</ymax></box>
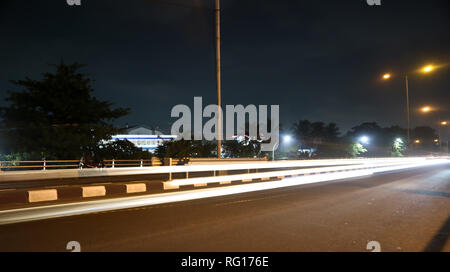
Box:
<box><xmin>0</xmin><ymin>158</ymin><xmax>448</xmax><ymax>226</ymax></box>
<box><xmin>167</xmin><ymin>160</ymin><xmax>420</xmax><ymax>186</ymax></box>
<box><xmin>1</xmin><ymin>157</ymin><xmax>441</xmax><ymax>182</ymax></box>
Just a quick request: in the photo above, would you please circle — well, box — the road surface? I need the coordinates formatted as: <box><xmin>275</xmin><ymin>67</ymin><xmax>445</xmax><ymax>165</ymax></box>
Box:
<box><xmin>0</xmin><ymin>164</ymin><xmax>448</xmax><ymax>252</ymax></box>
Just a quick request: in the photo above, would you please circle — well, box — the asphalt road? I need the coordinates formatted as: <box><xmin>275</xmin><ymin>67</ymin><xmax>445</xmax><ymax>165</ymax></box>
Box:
<box><xmin>0</xmin><ymin>164</ymin><xmax>448</xmax><ymax>252</ymax></box>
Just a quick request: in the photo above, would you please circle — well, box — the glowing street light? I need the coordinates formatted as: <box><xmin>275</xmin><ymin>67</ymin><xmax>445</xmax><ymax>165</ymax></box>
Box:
<box><xmin>421</xmin><ymin>106</ymin><xmax>431</xmax><ymax>112</ymax></box>
<box><xmin>422</xmin><ymin>65</ymin><xmax>434</xmax><ymax>73</ymax></box>
<box><xmin>379</xmin><ymin>63</ymin><xmax>443</xmax><ymax>156</ymax></box>
<box><xmin>359</xmin><ymin>136</ymin><xmax>369</xmax><ymax>145</ymax></box>
<box><xmin>421</xmin><ymin>105</ymin><xmax>445</xmax><ymax>150</ymax></box>
<box><xmin>414</xmin><ymin>139</ymin><xmax>421</xmax><ymax>144</ymax></box>
<box><xmin>273</xmin><ymin>135</ymin><xmax>293</xmax><ymax>161</ymax></box>
<box><xmin>283</xmin><ymin>135</ymin><xmax>292</xmax><ymax>143</ymax></box>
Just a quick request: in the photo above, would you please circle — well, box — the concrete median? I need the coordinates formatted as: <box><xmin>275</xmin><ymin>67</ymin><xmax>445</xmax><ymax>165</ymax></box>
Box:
<box><xmin>28</xmin><ymin>189</ymin><xmax>58</xmax><ymax>203</ymax></box>
<box><xmin>82</xmin><ymin>186</ymin><xmax>106</xmax><ymax>198</ymax></box>
<box><xmin>125</xmin><ymin>183</ymin><xmax>147</xmax><ymax>194</ymax></box>
<box><xmin>163</xmin><ymin>182</ymin><xmax>179</xmax><ymax>190</ymax></box>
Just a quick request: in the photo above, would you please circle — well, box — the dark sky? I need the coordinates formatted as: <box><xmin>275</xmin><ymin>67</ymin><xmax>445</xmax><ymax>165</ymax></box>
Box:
<box><xmin>0</xmin><ymin>0</ymin><xmax>449</xmax><ymax>134</ymax></box>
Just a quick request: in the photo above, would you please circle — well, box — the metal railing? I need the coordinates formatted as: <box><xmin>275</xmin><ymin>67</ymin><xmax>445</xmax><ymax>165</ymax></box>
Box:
<box><xmin>104</xmin><ymin>159</ymin><xmax>157</xmax><ymax>168</ymax></box>
<box><xmin>0</xmin><ymin>157</ymin><xmax>269</xmax><ymax>171</ymax></box>
<box><xmin>0</xmin><ymin>160</ymin><xmax>80</xmax><ymax>170</ymax></box>
<box><xmin>0</xmin><ymin>158</ymin><xmax>190</xmax><ymax>171</ymax></box>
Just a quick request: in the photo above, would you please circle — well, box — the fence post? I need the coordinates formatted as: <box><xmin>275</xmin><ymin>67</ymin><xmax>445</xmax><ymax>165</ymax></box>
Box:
<box><xmin>164</xmin><ymin>158</ymin><xmax>172</xmax><ymax>166</ymax></box>
<box><xmin>112</xmin><ymin>159</ymin><xmax>115</xmax><ymax>168</ymax></box>
<box><xmin>163</xmin><ymin>158</ymin><xmax>173</xmax><ymax>181</ymax></box>
<box><xmin>140</xmin><ymin>159</ymin><xmax>143</xmax><ymax>167</ymax></box>
<box><xmin>43</xmin><ymin>160</ymin><xmax>46</xmax><ymax>171</ymax></box>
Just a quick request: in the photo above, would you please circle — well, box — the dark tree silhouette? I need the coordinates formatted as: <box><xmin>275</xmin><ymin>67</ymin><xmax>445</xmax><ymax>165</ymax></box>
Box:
<box><xmin>0</xmin><ymin>61</ymin><xmax>130</xmax><ymax>159</ymax></box>
<box><xmin>291</xmin><ymin>120</ymin><xmax>341</xmax><ymax>157</ymax></box>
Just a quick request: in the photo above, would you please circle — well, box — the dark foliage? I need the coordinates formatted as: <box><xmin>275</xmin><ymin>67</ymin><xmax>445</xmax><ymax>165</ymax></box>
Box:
<box><xmin>0</xmin><ymin>61</ymin><xmax>130</xmax><ymax>159</ymax></box>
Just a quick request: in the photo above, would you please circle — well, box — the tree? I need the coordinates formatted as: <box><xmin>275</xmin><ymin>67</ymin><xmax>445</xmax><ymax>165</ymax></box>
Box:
<box><xmin>292</xmin><ymin>120</ymin><xmax>313</xmax><ymax>148</ymax></box>
<box><xmin>292</xmin><ymin>120</ymin><xmax>341</xmax><ymax>158</ymax></box>
<box><xmin>346</xmin><ymin>122</ymin><xmax>388</xmax><ymax>157</ymax></box>
<box><xmin>0</xmin><ymin>61</ymin><xmax>129</xmax><ymax>159</ymax></box>
<box><xmin>223</xmin><ymin>139</ymin><xmax>261</xmax><ymax>158</ymax></box>
<box><xmin>346</xmin><ymin>122</ymin><xmax>442</xmax><ymax>157</ymax></box>
<box><xmin>155</xmin><ymin>140</ymin><xmax>216</xmax><ymax>159</ymax></box>
<box><xmin>391</xmin><ymin>139</ymin><xmax>406</xmax><ymax>157</ymax></box>
<box><xmin>192</xmin><ymin>141</ymin><xmax>217</xmax><ymax>158</ymax></box>
<box><xmin>412</xmin><ymin>126</ymin><xmax>439</xmax><ymax>153</ymax></box>
<box><xmin>348</xmin><ymin>142</ymin><xmax>368</xmax><ymax>158</ymax></box>
<box><xmin>97</xmin><ymin>140</ymin><xmax>152</xmax><ymax>160</ymax></box>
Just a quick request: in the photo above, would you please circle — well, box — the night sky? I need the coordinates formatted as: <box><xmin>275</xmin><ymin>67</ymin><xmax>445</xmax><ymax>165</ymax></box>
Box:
<box><xmin>0</xmin><ymin>0</ymin><xmax>449</xmax><ymax>134</ymax></box>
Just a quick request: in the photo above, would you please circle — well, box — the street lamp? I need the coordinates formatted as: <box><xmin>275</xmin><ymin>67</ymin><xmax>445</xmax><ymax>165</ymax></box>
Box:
<box><xmin>359</xmin><ymin>136</ymin><xmax>369</xmax><ymax>145</ymax></box>
<box><xmin>441</xmin><ymin>121</ymin><xmax>449</xmax><ymax>153</ymax></box>
<box><xmin>380</xmin><ymin>64</ymin><xmax>441</xmax><ymax>155</ymax></box>
<box><xmin>420</xmin><ymin>105</ymin><xmax>443</xmax><ymax>150</ymax></box>
<box><xmin>273</xmin><ymin>135</ymin><xmax>293</xmax><ymax>161</ymax></box>
<box><xmin>422</xmin><ymin>65</ymin><xmax>434</xmax><ymax>73</ymax></box>
<box><xmin>284</xmin><ymin>135</ymin><xmax>292</xmax><ymax>143</ymax></box>
<box><xmin>421</xmin><ymin>106</ymin><xmax>431</xmax><ymax>112</ymax></box>
<box><xmin>381</xmin><ymin>72</ymin><xmax>411</xmax><ymax>154</ymax></box>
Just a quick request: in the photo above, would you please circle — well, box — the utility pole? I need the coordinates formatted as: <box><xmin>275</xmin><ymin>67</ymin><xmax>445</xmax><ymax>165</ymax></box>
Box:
<box><xmin>215</xmin><ymin>0</ymin><xmax>222</xmax><ymax>158</ymax></box>
<box><xmin>405</xmin><ymin>75</ymin><xmax>411</xmax><ymax>156</ymax></box>
<box><xmin>437</xmin><ymin>110</ymin><xmax>442</xmax><ymax>150</ymax></box>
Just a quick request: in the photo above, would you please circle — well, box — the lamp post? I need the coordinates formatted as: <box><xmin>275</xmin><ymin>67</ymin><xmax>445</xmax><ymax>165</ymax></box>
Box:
<box><xmin>443</xmin><ymin>121</ymin><xmax>449</xmax><ymax>153</ymax></box>
<box><xmin>215</xmin><ymin>0</ymin><xmax>222</xmax><ymax>158</ymax></box>
<box><xmin>382</xmin><ymin>73</ymin><xmax>411</xmax><ymax>155</ymax></box>
<box><xmin>381</xmin><ymin>64</ymin><xmax>438</xmax><ymax>156</ymax></box>
<box><xmin>272</xmin><ymin>135</ymin><xmax>293</xmax><ymax>161</ymax></box>
<box><xmin>421</xmin><ymin>106</ymin><xmax>445</xmax><ymax>151</ymax></box>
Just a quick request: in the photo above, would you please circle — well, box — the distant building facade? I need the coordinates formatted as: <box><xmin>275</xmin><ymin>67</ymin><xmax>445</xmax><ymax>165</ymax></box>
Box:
<box><xmin>111</xmin><ymin>125</ymin><xmax>177</xmax><ymax>153</ymax></box>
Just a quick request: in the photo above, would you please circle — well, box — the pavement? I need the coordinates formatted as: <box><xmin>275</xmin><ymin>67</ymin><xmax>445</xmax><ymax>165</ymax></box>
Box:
<box><xmin>0</xmin><ymin>163</ymin><xmax>448</xmax><ymax>252</ymax></box>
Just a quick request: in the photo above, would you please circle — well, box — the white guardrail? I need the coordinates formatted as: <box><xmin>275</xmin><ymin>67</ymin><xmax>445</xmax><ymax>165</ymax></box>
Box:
<box><xmin>0</xmin><ymin>157</ymin><xmax>447</xmax><ymax>182</ymax></box>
